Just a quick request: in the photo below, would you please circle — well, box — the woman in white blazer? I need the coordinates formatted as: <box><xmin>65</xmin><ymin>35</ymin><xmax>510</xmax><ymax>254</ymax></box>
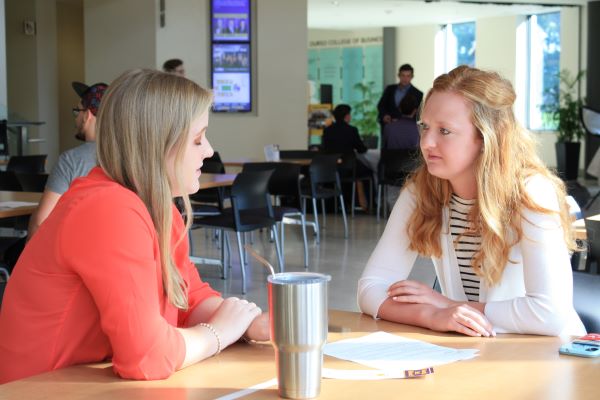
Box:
<box><xmin>358</xmin><ymin>66</ymin><xmax>585</xmax><ymax>337</ymax></box>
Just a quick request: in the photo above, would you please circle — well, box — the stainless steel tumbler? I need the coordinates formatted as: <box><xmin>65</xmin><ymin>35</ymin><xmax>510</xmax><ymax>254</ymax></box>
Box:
<box><xmin>268</xmin><ymin>272</ymin><xmax>331</xmax><ymax>399</ymax></box>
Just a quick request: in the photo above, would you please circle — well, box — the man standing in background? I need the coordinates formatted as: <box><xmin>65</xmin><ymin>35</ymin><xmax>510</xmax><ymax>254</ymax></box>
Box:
<box><xmin>377</xmin><ymin>64</ymin><xmax>423</xmax><ymax>130</ymax></box>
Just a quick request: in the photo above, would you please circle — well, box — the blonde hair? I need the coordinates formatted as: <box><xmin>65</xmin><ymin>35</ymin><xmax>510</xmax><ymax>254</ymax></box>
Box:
<box><xmin>407</xmin><ymin>65</ymin><xmax>575</xmax><ymax>286</ymax></box>
<box><xmin>96</xmin><ymin>69</ymin><xmax>212</xmax><ymax>309</ymax></box>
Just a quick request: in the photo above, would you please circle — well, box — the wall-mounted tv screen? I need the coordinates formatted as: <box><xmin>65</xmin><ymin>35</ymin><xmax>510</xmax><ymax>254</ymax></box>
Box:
<box><xmin>212</xmin><ymin>43</ymin><xmax>251</xmax><ymax>112</ymax></box>
<box><xmin>211</xmin><ymin>0</ymin><xmax>250</xmax><ymax>42</ymax></box>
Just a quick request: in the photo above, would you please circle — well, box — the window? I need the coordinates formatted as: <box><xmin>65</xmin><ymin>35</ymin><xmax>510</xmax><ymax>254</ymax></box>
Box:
<box><xmin>435</xmin><ymin>22</ymin><xmax>475</xmax><ymax>75</ymax></box>
<box><xmin>526</xmin><ymin>12</ymin><xmax>560</xmax><ymax>130</ymax></box>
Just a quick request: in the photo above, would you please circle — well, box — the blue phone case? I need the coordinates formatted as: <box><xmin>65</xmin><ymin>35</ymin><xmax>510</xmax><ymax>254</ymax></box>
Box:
<box><xmin>559</xmin><ymin>341</ymin><xmax>600</xmax><ymax>358</ymax></box>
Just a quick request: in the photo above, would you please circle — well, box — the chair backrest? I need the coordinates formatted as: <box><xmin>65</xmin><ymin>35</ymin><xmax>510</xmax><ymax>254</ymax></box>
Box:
<box><xmin>0</xmin><ymin>170</ymin><xmax>23</xmax><ymax>191</ymax></box>
<box><xmin>582</xmin><ymin>106</ymin><xmax>600</xmax><ymax>135</ymax></box>
<box><xmin>242</xmin><ymin>162</ymin><xmax>302</xmax><ymax>206</ymax></box>
<box><xmin>309</xmin><ymin>154</ymin><xmax>340</xmax><ymax>186</ymax></box>
<box><xmin>16</xmin><ymin>173</ymin><xmax>49</xmax><ymax>192</ymax></box>
<box><xmin>378</xmin><ymin>148</ymin><xmax>420</xmax><ymax>185</ymax></box>
<box><xmin>279</xmin><ymin>150</ymin><xmax>318</xmax><ymax>160</ymax></box>
<box><xmin>201</xmin><ymin>151</ymin><xmax>225</xmax><ymax>173</ymax></box>
<box><xmin>0</xmin><ymin>120</ymin><xmax>8</xmax><ymax>156</ymax></box>
<box><xmin>585</xmin><ymin>219</ymin><xmax>600</xmax><ymax>267</ymax></box>
<box><xmin>230</xmin><ymin>170</ymin><xmax>274</xmax><ymax>228</ymax></box>
<box><xmin>573</xmin><ymin>271</ymin><xmax>600</xmax><ymax>332</ymax></box>
<box><xmin>7</xmin><ymin>155</ymin><xmax>47</xmax><ymax>174</ymax></box>
<box><xmin>231</xmin><ymin>170</ymin><xmax>274</xmax><ymax>212</ymax></box>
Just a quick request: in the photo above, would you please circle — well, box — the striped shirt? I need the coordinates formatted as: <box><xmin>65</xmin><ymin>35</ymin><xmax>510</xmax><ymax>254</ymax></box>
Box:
<box><xmin>449</xmin><ymin>194</ymin><xmax>481</xmax><ymax>302</ymax></box>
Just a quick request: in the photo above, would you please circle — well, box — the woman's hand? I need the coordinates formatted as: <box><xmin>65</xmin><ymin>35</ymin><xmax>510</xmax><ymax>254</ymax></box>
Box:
<box><xmin>388</xmin><ymin>280</ymin><xmax>456</xmax><ymax>309</ymax></box>
<box><xmin>244</xmin><ymin>312</ymin><xmax>270</xmax><ymax>342</ymax></box>
<box><xmin>427</xmin><ymin>303</ymin><xmax>495</xmax><ymax>337</ymax></box>
<box><xmin>208</xmin><ymin>297</ymin><xmax>262</xmax><ymax>348</ymax></box>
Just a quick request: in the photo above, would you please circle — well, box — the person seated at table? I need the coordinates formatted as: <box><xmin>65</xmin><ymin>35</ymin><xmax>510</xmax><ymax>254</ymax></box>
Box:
<box><xmin>381</xmin><ymin>93</ymin><xmax>420</xmax><ymax>150</ymax></box>
<box><xmin>322</xmin><ymin>104</ymin><xmax>371</xmax><ymax>210</ymax></box>
<box><xmin>358</xmin><ymin>66</ymin><xmax>586</xmax><ymax>337</ymax></box>
<box><xmin>28</xmin><ymin>81</ymin><xmax>108</xmax><ymax>240</ymax></box>
<box><xmin>0</xmin><ymin>69</ymin><xmax>268</xmax><ymax>384</ymax></box>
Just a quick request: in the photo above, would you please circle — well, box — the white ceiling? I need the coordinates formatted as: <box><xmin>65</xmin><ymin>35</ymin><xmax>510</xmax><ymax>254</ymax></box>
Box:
<box><xmin>307</xmin><ymin>0</ymin><xmax>589</xmax><ymax>30</ymax></box>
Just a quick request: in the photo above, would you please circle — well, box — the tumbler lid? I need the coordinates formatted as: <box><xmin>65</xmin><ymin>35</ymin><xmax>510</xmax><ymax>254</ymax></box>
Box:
<box><xmin>268</xmin><ymin>272</ymin><xmax>331</xmax><ymax>285</ymax></box>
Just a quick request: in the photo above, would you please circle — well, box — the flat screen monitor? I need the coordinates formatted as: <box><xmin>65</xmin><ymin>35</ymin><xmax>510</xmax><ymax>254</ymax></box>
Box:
<box><xmin>211</xmin><ymin>0</ymin><xmax>250</xmax><ymax>42</ymax></box>
<box><xmin>212</xmin><ymin>43</ymin><xmax>251</xmax><ymax>112</ymax></box>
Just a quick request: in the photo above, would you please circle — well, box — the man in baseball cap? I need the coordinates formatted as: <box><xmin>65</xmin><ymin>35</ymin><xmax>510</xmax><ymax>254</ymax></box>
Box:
<box><xmin>71</xmin><ymin>82</ymin><xmax>108</xmax><ymax>141</ymax></box>
<box><xmin>28</xmin><ymin>81</ymin><xmax>108</xmax><ymax>239</ymax></box>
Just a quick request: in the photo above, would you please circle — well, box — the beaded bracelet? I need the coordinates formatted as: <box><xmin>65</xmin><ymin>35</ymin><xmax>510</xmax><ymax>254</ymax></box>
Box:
<box><xmin>199</xmin><ymin>323</ymin><xmax>222</xmax><ymax>356</ymax></box>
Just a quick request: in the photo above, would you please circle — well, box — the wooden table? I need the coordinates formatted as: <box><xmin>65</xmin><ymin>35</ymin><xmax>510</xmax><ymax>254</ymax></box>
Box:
<box><xmin>573</xmin><ymin>213</ymin><xmax>600</xmax><ymax>240</ymax></box>
<box><xmin>199</xmin><ymin>173</ymin><xmax>236</xmax><ymax>189</ymax></box>
<box><xmin>224</xmin><ymin>158</ymin><xmax>314</xmax><ymax>167</ymax></box>
<box><xmin>0</xmin><ymin>177</ymin><xmax>232</xmax><ymax>221</ymax></box>
<box><xmin>1</xmin><ymin>310</ymin><xmax>597</xmax><ymax>399</ymax></box>
<box><xmin>0</xmin><ymin>191</ymin><xmax>42</xmax><ymax>218</ymax></box>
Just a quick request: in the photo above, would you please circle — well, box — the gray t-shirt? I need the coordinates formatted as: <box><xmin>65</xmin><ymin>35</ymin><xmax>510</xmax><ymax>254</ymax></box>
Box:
<box><xmin>46</xmin><ymin>141</ymin><xmax>97</xmax><ymax>194</ymax></box>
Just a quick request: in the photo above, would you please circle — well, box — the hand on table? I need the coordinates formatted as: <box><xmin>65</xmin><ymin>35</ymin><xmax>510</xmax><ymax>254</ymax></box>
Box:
<box><xmin>244</xmin><ymin>312</ymin><xmax>270</xmax><ymax>342</ymax></box>
<box><xmin>428</xmin><ymin>303</ymin><xmax>495</xmax><ymax>337</ymax></box>
<box><xmin>388</xmin><ymin>280</ymin><xmax>456</xmax><ymax>309</ymax></box>
<box><xmin>208</xmin><ymin>297</ymin><xmax>262</xmax><ymax>348</ymax></box>
<box><xmin>387</xmin><ymin>280</ymin><xmax>495</xmax><ymax>337</ymax></box>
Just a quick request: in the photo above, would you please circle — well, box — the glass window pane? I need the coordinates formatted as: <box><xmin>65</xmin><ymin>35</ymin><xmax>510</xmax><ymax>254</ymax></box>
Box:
<box><xmin>452</xmin><ymin>22</ymin><xmax>476</xmax><ymax>68</ymax></box>
<box><xmin>528</xmin><ymin>12</ymin><xmax>560</xmax><ymax>130</ymax></box>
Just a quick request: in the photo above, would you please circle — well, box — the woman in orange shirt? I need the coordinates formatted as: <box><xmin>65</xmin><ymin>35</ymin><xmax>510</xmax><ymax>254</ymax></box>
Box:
<box><xmin>0</xmin><ymin>69</ymin><xmax>268</xmax><ymax>383</ymax></box>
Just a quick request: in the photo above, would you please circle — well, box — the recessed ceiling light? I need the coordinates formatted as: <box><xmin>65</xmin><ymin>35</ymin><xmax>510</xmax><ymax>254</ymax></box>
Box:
<box><xmin>331</xmin><ymin>1</ymin><xmax>340</xmax><ymax>6</ymax></box>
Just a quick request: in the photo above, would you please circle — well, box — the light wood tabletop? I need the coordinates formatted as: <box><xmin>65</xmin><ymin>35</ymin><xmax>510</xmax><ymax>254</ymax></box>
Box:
<box><xmin>573</xmin><ymin>213</ymin><xmax>600</xmax><ymax>240</ymax></box>
<box><xmin>0</xmin><ymin>191</ymin><xmax>42</xmax><ymax>219</ymax></box>
<box><xmin>1</xmin><ymin>309</ymin><xmax>597</xmax><ymax>399</ymax></box>
<box><xmin>198</xmin><ymin>173</ymin><xmax>236</xmax><ymax>189</ymax></box>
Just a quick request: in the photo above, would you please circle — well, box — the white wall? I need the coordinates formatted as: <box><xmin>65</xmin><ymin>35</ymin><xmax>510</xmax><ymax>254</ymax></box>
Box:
<box><xmin>5</xmin><ymin>0</ymin><xmax>59</xmax><ymax>166</ymax></box>
<box><xmin>476</xmin><ymin>15</ymin><xmax>519</xmax><ymax>84</ymax></box>
<box><xmin>84</xmin><ymin>0</ymin><xmax>157</xmax><ymax>83</ymax></box>
<box><xmin>156</xmin><ymin>0</ymin><xmax>308</xmax><ymax>159</ymax></box>
<box><xmin>56</xmin><ymin>0</ymin><xmax>84</xmax><ymax>152</ymax></box>
<box><xmin>34</xmin><ymin>0</ymin><xmax>59</xmax><ymax>164</ymax></box>
<box><xmin>396</xmin><ymin>25</ymin><xmax>438</xmax><ymax>95</ymax></box>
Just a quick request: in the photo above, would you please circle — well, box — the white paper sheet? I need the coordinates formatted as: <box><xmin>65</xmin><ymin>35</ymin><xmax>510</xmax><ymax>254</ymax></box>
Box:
<box><xmin>324</xmin><ymin>331</ymin><xmax>478</xmax><ymax>372</ymax></box>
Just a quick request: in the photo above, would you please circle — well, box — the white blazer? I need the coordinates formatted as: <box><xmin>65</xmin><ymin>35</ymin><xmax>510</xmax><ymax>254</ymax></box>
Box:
<box><xmin>358</xmin><ymin>176</ymin><xmax>586</xmax><ymax>336</ymax></box>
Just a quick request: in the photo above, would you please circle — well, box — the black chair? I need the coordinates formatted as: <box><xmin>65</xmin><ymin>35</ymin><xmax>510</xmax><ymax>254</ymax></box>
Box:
<box><xmin>242</xmin><ymin>162</ymin><xmax>309</xmax><ymax>268</ymax></box>
<box><xmin>16</xmin><ymin>173</ymin><xmax>48</xmax><ymax>192</ymax></box>
<box><xmin>583</xmin><ymin>219</ymin><xmax>600</xmax><ymax>274</ymax></box>
<box><xmin>301</xmin><ymin>154</ymin><xmax>348</xmax><ymax>243</ymax></box>
<box><xmin>279</xmin><ymin>150</ymin><xmax>319</xmax><ymax>160</ymax></box>
<box><xmin>192</xmin><ymin>151</ymin><xmax>228</xmax><ymax>207</ymax></box>
<box><xmin>193</xmin><ymin>170</ymin><xmax>283</xmax><ymax>294</ymax></box>
<box><xmin>0</xmin><ymin>170</ymin><xmax>23</xmax><ymax>191</ymax></box>
<box><xmin>573</xmin><ymin>271</ymin><xmax>600</xmax><ymax>332</ymax></box>
<box><xmin>7</xmin><ymin>155</ymin><xmax>47</xmax><ymax>174</ymax></box>
<box><xmin>377</xmin><ymin>148</ymin><xmax>420</xmax><ymax>220</ymax></box>
<box><xmin>188</xmin><ymin>152</ymin><xmax>229</xmax><ymax>265</ymax></box>
<box><xmin>0</xmin><ymin>120</ymin><xmax>8</xmax><ymax>157</ymax></box>
<box><xmin>335</xmin><ymin>152</ymin><xmax>374</xmax><ymax>217</ymax></box>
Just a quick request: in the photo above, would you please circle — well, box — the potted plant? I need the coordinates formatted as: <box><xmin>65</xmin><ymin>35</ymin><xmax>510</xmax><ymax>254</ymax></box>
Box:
<box><xmin>544</xmin><ymin>69</ymin><xmax>586</xmax><ymax>181</ymax></box>
<box><xmin>352</xmin><ymin>81</ymin><xmax>381</xmax><ymax>149</ymax></box>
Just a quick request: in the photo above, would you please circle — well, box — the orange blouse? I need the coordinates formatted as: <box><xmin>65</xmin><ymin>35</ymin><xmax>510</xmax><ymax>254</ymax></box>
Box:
<box><xmin>0</xmin><ymin>167</ymin><xmax>220</xmax><ymax>383</ymax></box>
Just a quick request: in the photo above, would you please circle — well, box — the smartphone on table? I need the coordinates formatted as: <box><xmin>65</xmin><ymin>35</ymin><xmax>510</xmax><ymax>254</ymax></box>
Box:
<box><xmin>559</xmin><ymin>333</ymin><xmax>600</xmax><ymax>358</ymax></box>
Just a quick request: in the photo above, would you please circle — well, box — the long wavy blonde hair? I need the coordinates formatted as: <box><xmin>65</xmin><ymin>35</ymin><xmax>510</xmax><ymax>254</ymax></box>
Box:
<box><xmin>407</xmin><ymin>65</ymin><xmax>575</xmax><ymax>286</ymax></box>
<box><xmin>96</xmin><ymin>69</ymin><xmax>212</xmax><ymax>309</ymax></box>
